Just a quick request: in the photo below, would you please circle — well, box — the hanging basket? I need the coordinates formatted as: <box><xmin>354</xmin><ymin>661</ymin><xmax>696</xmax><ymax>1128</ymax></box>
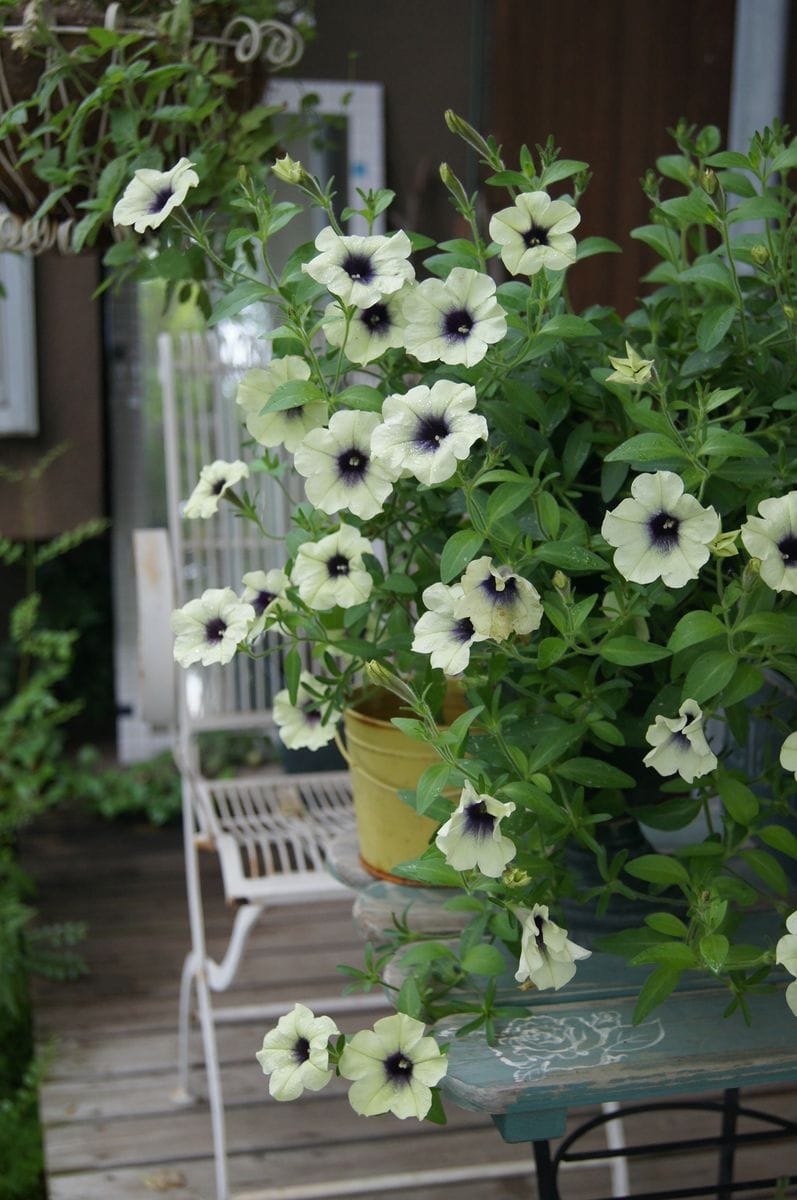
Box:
<box><xmin>0</xmin><ymin>1</ymin><xmax>305</xmax><ymax>252</ymax></box>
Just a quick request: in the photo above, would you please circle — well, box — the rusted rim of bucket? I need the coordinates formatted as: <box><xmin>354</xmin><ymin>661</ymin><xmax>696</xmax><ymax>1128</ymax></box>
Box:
<box><xmin>358</xmin><ymin>854</ymin><xmax>433</xmax><ymax>887</ymax></box>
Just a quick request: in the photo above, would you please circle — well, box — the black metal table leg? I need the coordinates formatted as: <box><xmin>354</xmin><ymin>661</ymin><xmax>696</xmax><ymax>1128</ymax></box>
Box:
<box><xmin>534</xmin><ymin>1138</ymin><xmax>558</xmax><ymax>1200</ymax></box>
<box><xmin>717</xmin><ymin>1088</ymin><xmax>739</xmax><ymax>1199</ymax></box>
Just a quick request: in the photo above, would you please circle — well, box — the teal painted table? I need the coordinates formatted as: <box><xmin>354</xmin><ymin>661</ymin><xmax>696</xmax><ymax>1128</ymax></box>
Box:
<box><xmin>327</xmin><ymin>834</ymin><xmax>797</xmax><ymax>1199</ymax></box>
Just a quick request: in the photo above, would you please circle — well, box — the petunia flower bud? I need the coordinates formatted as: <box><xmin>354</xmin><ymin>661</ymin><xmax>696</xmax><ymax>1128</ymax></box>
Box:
<box><xmin>272</xmin><ymin>154</ymin><xmax>306</xmax><ymax>185</ymax></box>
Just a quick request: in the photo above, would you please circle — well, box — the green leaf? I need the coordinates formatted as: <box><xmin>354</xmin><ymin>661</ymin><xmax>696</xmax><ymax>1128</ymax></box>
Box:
<box><xmin>397</xmin><ymin>976</ymin><xmax>423</xmax><ymax>1018</ymax></box>
<box><xmin>261</xmin><ymin>378</ymin><xmax>325</xmax><ymax>415</ymax></box>
<box><xmin>415</xmin><ymin>762</ymin><xmax>452</xmax><ymax>815</ymax></box>
<box><xmin>537</xmin><ymin>315</ymin><xmax>599</xmax><ymax>339</ymax></box>
<box><xmin>500</xmin><ymin>780</ymin><xmax>567</xmax><ymax>825</ymax></box>
<box><xmin>391</xmin><ymin>856</ymin><xmax>460</xmax><ymax>887</ymax></box>
<box><xmin>383</xmin><ymin>572</ymin><xmax>417</xmax><ymax>595</ymax></box>
<box><xmin>440</xmin><ymin>530</ymin><xmax>484</xmax><ymax>584</ymax></box>
<box><xmin>683</xmin><ymin>650</ymin><xmax>737</xmax><ymax>704</ymax></box>
<box><xmin>208</xmin><ymin>280</ymin><xmax>270</xmax><ymax>325</ymax></box>
<box><xmin>667</xmin><ymin>611</ymin><xmax>726</xmax><ymax>654</ymax></box>
<box><xmin>336</xmin><ymin>384</ymin><xmax>384</xmax><ymax>412</ymax></box>
<box><xmin>575</xmin><ymin>236</ymin><xmax>622</xmax><ymax>261</ymax></box>
<box><xmin>705</xmin><ymin>150</ymin><xmax>751</xmax><ymax>169</ymax></box>
<box><xmin>538</xmin><ymin>158</ymin><xmax>589</xmax><ymax>186</ymax></box>
<box><xmin>625</xmin><ymin>854</ymin><xmax>690</xmax><ymax>887</ymax></box>
<box><xmin>739</xmin><ymin>849</ymin><xmax>788</xmax><ymax>895</ymax></box>
<box><xmin>460</xmin><ymin>943</ymin><xmax>507</xmax><ymax>976</ymax></box>
<box><xmin>633</xmin><ymin>965</ymin><xmax>682</xmax><ymax>1024</ymax></box>
<box><xmin>487</xmin><ymin>481</ymin><xmax>534</xmax><ymax>525</ymax></box>
<box><xmin>645</xmin><ymin>912</ymin><xmax>689</xmax><ymax>938</ymax></box>
<box><xmin>758</xmin><ymin>824</ymin><xmax>797</xmax><ymax>861</ymax></box>
<box><xmin>604</xmin><ymin>433</ymin><xmax>687</xmax><ymax>464</ymax></box>
<box><xmin>728</xmin><ymin>195</ymin><xmax>788</xmax><ymax>224</ymax></box>
<box><xmin>284</xmin><ymin>648</ymin><xmax>302</xmax><ymax>706</ymax></box>
<box><xmin>534</xmin><ymin>542</ymin><xmax>606</xmax><ymax>571</ymax></box>
<box><xmin>699</xmin><ymin>933</ymin><xmax>729</xmax><ymax>973</ymax></box>
<box><xmin>631</xmin><ymin>942</ymin><xmax>697</xmax><ymax>968</ymax></box>
<box><xmin>524</xmin><ymin>725</ymin><xmax>583</xmax><ymax>773</ymax></box>
<box><xmin>658</xmin><ymin>191</ymin><xmax>715</xmax><ymax>226</ymax></box>
<box><xmin>537</xmin><ymin>637</ymin><xmax>567</xmax><ymax>669</ymax></box>
<box><xmin>630</xmin><ymin>223</ymin><xmax>681</xmax><ymax>262</ymax></box>
<box><xmin>555</xmin><ymin>757</ymin><xmax>636</xmax><ymax>789</ymax></box>
<box><xmin>717</xmin><ymin>774</ymin><xmax>759</xmax><ymax>824</ymax></box>
<box><xmin>699</xmin><ymin>428</ymin><xmax>768</xmax><ymax>459</ymax></box>
<box><xmin>696</xmin><ymin>303</ymin><xmax>736</xmax><ymax>353</ymax></box>
<box><xmin>771</xmin><ymin>142</ymin><xmax>797</xmax><ymax>173</ymax></box>
<box><xmin>678</xmin><ymin>261</ymin><xmax>737</xmax><ymax>296</ymax></box>
<box><xmin>599</xmin><ymin>637</ymin><xmax>671</xmax><ymax>666</ymax></box>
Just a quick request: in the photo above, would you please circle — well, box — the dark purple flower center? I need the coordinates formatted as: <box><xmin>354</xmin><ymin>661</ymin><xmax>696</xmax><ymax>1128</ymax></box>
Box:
<box><xmin>360</xmin><ymin>303</ymin><xmax>390</xmax><ymax>332</ymax></box>
<box><xmin>670</xmin><ymin>730</ymin><xmax>691</xmax><ymax>750</ymax></box>
<box><xmin>253</xmin><ymin>590</ymin><xmax>276</xmax><ymax>616</ymax></box>
<box><xmin>342</xmin><ymin>252</ymin><xmax>374</xmax><ymax>283</ymax></box>
<box><xmin>384</xmin><ymin>1051</ymin><xmax>413</xmax><ymax>1086</ymax></box>
<box><xmin>292</xmin><ymin>1036</ymin><xmax>311</xmax><ymax>1063</ymax></box>
<box><xmin>522</xmin><ymin>222</ymin><xmax>549</xmax><ymax>249</ymax></box>
<box><xmin>779</xmin><ymin>534</ymin><xmax>797</xmax><ymax>566</ymax></box>
<box><xmin>452</xmin><ymin>616</ymin><xmax>475</xmax><ymax>643</ymax></box>
<box><xmin>480</xmin><ymin>574</ymin><xmax>518</xmax><ymax>605</ymax></box>
<box><xmin>204</xmin><ymin>617</ymin><xmax>227</xmax><ymax>643</ymax></box>
<box><xmin>463</xmin><ymin>800</ymin><xmax>495</xmax><ymax>838</ymax></box>
<box><xmin>443</xmin><ymin>307</ymin><xmax>474</xmax><ymax>342</ymax></box>
<box><xmin>414</xmin><ymin>414</ymin><xmax>450</xmax><ymax>452</ymax></box>
<box><xmin>211</xmin><ymin>478</ymin><xmax>227</xmax><ymax>495</ymax></box>
<box><xmin>533</xmin><ymin>920</ymin><xmax>546</xmax><ymax>952</ymax></box>
<box><xmin>648</xmin><ymin>511</ymin><xmax>680</xmax><ymax>551</ymax></box>
<box><xmin>326</xmin><ymin>553</ymin><xmax>351</xmax><ymax>578</ymax></box>
<box><xmin>149</xmin><ymin>186</ymin><xmax>173</xmax><ymax>214</ymax></box>
<box><xmin>337</xmin><ymin>447</ymin><xmax>369</xmax><ymax>485</ymax></box>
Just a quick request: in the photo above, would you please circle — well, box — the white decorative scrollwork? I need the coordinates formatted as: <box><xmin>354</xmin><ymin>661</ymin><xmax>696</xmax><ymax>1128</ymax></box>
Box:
<box><xmin>219</xmin><ymin>17</ymin><xmax>304</xmax><ymax>67</ymax></box>
<box><xmin>0</xmin><ymin>210</ymin><xmax>76</xmax><ymax>255</ymax></box>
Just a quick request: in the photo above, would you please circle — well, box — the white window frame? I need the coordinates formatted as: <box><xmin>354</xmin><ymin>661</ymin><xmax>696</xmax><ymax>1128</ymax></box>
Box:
<box><xmin>265</xmin><ymin>79</ymin><xmax>385</xmax><ymax>234</ymax></box>
<box><xmin>0</xmin><ymin>250</ymin><xmax>37</xmax><ymax>436</ymax></box>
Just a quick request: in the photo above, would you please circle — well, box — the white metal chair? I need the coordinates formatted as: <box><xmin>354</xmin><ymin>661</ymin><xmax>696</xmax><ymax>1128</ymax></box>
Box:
<box><xmin>132</xmin><ymin>332</ymin><xmax>378</xmax><ymax>1200</ymax></box>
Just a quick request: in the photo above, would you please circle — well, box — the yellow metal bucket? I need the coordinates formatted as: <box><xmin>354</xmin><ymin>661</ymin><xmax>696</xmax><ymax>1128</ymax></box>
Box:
<box><xmin>339</xmin><ymin>694</ymin><xmax>451</xmax><ymax>882</ymax></box>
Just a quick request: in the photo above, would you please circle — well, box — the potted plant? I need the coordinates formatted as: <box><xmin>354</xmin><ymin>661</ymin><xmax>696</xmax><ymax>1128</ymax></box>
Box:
<box><xmin>114</xmin><ymin>110</ymin><xmax>797</xmax><ymax>1122</ymax></box>
<box><xmin>0</xmin><ymin>0</ymin><xmax>311</xmax><ymax>269</ymax></box>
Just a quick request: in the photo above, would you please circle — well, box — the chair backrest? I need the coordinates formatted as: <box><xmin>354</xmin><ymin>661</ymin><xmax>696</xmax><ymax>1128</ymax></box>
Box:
<box><xmin>156</xmin><ymin>330</ymin><xmax>293</xmax><ymax>737</ymax></box>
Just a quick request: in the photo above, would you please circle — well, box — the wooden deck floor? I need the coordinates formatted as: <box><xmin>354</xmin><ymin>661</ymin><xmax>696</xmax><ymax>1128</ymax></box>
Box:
<box><xmin>21</xmin><ymin>809</ymin><xmax>797</xmax><ymax>1200</ymax></box>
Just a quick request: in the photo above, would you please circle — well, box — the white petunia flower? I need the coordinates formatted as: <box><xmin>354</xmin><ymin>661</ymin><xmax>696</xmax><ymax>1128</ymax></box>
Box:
<box><xmin>112</xmin><ymin>157</ymin><xmax>199</xmax><ymax>232</ymax></box>
<box><xmin>256</xmin><ymin>1003</ymin><xmax>339</xmax><ymax>1101</ymax></box>
<box><xmin>601</xmin><ymin>471</ymin><xmax>720</xmax><ymax>588</ymax></box>
<box><xmin>643</xmin><ymin>698</ymin><xmax>718</xmax><ymax>783</ymax></box>
<box><xmin>293</xmin><ymin>410</ymin><xmax>397</xmax><ymax>520</ymax></box>
<box><xmin>403</xmin><ymin>267</ymin><xmax>507</xmax><ymax>367</ymax></box>
<box><xmin>412</xmin><ymin>582</ymin><xmax>488</xmax><ymax>675</ymax></box>
<box><xmin>435</xmin><ymin>781</ymin><xmax>516</xmax><ymax>877</ymax></box>
<box><xmin>302</xmin><ymin>227</ymin><xmax>414</xmax><ymax>308</ymax></box>
<box><xmin>606</xmin><ymin>341</ymin><xmax>655</xmax><ymax>386</ymax></box>
<box><xmin>236</xmin><ymin>357</ymin><xmax>327</xmax><ymax>454</ymax></box>
<box><xmin>515</xmin><ymin>904</ymin><xmax>591</xmax><ymax>991</ymax></box>
<box><xmin>454</xmin><ymin>557</ymin><xmax>543</xmax><ymax>641</ymax></box>
<box><xmin>780</xmin><ymin>732</ymin><xmax>797</xmax><ymax>778</ymax></box>
<box><xmin>323</xmin><ymin>290</ymin><xmax>409</xmax><ymax>365</ymax></box>
<box><xmin>371</xmin><ymin>380</ymin><xmax>488</xmax><ymax>486</ymax></box>
<box><xmin>488</xmin><ymin>191</ymin><xmax>580</xmax><ymax>276</ymax></box>
<box><xmin>776</xmin><ymin>911</ymin><xmax>797</xmax><ymax>977</ymax></box>
<box><xmin>183</xmin><ymin>459</ymin><xmax>249</xmax><ymax>519</ymax></box>
<box><xmin>273</xmin><ymin>672</ymin><xmax>340</xmax><ymax>750</ymax></box>
<box><xmin>242</xmin><ymin>568</ymin><xmax>291</xmax><ymax>638</ymax></box>
<box><xmin>292</xmin><ymin>524</ymin><xmax>373</xmax><ymax>611</ymax></box>
<box><xmin>338</xmin><ymin>1013</ymin><xmax>447</xmax><ymax>1121</ymax></box>
<box><xmin>741</xmin><ymin>492</ymin><xmax>797</xmax><ymax>595</ymax></box>
<box><xmin>171</xmin><ymin>588</ymin><xmax>255</xmax><ymax>668</ymax></box>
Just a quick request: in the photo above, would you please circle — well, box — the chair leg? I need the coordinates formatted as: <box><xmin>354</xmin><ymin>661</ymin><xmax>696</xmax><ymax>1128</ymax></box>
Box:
<box><xmin>174</xmin><ymin>950</ymin><xmax>199</xmax><ymax>1103</ymax></box>
<box><xmin>195</xmin><ymin>964</ymin><xmax>231</xmax><ymax>1200</ymax></box>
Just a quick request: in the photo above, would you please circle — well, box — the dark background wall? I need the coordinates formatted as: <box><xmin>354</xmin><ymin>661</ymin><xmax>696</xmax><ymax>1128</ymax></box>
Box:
<box><xmin>490</xmin><ymin>0</ymin><xmax>738</xmax><ymax>313</ymax></box>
